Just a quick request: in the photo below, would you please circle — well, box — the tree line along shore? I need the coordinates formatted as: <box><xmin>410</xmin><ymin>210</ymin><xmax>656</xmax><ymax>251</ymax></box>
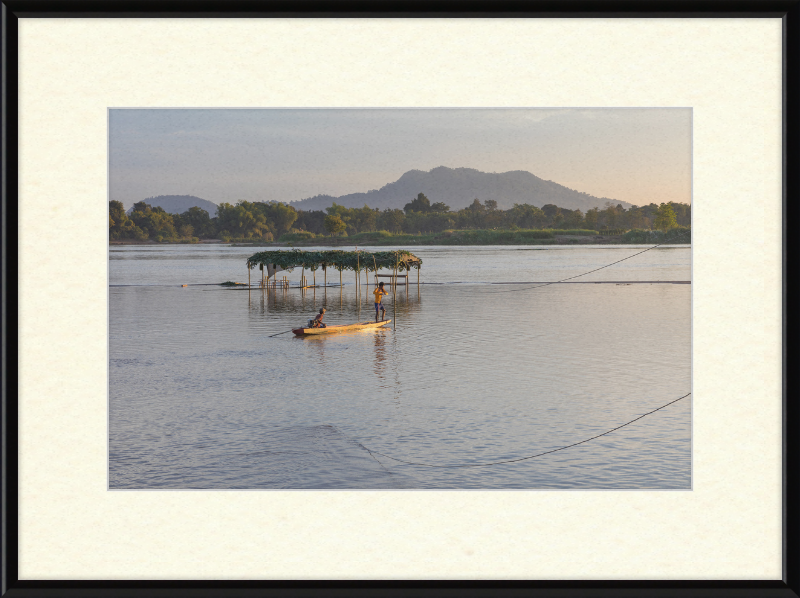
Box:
<box><xmin>109</xmin><ymin>195</ymin><xmax>691</xmax><ymax>246</ymax></box>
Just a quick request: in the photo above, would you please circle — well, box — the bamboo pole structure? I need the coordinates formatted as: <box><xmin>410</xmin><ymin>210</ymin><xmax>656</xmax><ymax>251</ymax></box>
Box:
<box><xmin>246</xmin><ymin>251</ymin><xmax>422</xmax><ymax>299</ymax></box>
<box><xmin>393</xmin><ymin>253</ymin><xmax>399</xmax><ymax>299</ymax></box>
<box><xmin>392</xmin><ymin>252</ymin><xmax>398</xmax><ymax>330</ymax></box>
<box><xmin>392</xmin><ymin>268</ymin><xmax>397</xmax><ymax>328</ymax></box>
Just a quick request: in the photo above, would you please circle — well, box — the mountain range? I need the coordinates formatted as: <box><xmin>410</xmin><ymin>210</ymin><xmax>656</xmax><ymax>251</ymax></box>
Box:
<box><xmin>126</xmin><ymin>195</ymin><xmax>219</xmax><ymax>217</ymax></box>
<box><xmin>289</xmin><ymin>166</ymin><xmax>631</xmax><ymax>213</ymax></box>
<box><xmin>123</xmin><ymin>167</ymin><xmax>631</xmax><ymax>216</ymax></box>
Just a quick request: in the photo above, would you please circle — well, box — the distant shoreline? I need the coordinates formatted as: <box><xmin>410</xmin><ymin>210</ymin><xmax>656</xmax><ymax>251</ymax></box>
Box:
<box><xmin>110</xmin><ymin>234</ymin><xmax>690</xmax><ymax>247</ymax></box>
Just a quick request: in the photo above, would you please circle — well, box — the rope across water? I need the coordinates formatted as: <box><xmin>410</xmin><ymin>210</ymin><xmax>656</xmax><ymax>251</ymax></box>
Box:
<box><xmin>341</xmin><ymin>393</ymin><xmax>690</xmax><ymax>468</ymax></box>
<box><xmin>478</xmin><ymin>228</ymin><xmax>691</xmax><ymax>294</ymax></box>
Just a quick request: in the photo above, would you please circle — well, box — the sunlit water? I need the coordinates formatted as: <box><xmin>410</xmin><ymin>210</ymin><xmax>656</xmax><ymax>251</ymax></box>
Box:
<box><xmin>109</xmin><ymin>244</ymin><xmax>691</xmax><ymax>489</ymax></box>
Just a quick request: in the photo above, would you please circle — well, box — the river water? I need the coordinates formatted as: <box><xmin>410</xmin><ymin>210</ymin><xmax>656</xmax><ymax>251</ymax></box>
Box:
<box><xmin>109</xmin><ymin>244</ymin><xmax>691</xmax><ymax>489</ymax></box>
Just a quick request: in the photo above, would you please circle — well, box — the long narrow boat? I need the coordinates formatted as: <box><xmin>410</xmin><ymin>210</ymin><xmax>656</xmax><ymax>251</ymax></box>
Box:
<box><xmin>292</xmin><ymin>319</ymin><xmax>392</xmax><ymax>336</ymax></box>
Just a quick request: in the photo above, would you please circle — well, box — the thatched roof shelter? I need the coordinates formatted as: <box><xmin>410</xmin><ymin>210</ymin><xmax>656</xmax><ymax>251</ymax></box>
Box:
<box><xmin>246</xmin><ymin>249</ymin><xmax>422</xmax><ymax>279</ymax></box>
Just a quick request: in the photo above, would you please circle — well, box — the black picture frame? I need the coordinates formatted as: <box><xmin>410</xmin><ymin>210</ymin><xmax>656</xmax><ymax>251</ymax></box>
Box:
<box><xmin>1</xmin><ymin>2</ymin><xmax>796</xmax><ymax>596</ymax></box>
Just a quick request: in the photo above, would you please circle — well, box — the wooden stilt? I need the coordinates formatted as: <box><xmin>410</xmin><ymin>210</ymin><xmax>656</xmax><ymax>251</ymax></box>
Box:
<box><xmin>393</xmin><ymin>254</ymin><xmax>398</xmax><ymax>330</ymax></box>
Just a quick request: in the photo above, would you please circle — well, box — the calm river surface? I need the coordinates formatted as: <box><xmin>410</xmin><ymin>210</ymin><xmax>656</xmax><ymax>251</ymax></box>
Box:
<box><xmin>109</xmin><ymin>244</ymin><xmax>691</xmax><ymax>489</ymax></box>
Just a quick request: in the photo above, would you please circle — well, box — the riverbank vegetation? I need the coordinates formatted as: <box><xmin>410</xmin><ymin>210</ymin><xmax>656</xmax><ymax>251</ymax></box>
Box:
<box><xmin>110</xmin><ymin>194</ymin><xmax>690</xmax><ymax>245</ymax></box>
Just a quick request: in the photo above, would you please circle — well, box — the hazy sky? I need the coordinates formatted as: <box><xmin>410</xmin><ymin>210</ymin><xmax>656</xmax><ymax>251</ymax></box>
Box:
<box><xmin>109</xmin><ymin>108</ymin><xmax>691</xmax><ymax>208</ymax></box>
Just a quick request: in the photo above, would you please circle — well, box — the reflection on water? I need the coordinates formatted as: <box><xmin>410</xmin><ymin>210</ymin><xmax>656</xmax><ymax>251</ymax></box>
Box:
<box><xmin>109</xmin><ymin>244</ymin><xmax>691</xmax><ymax>489</ymax></box>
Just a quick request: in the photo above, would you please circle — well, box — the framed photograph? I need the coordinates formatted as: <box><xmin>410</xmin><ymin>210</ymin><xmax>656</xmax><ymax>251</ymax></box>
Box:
<box><xmin>3</xmin><ymin>2</ymin><xmax>794</xmax><ymax>595</ymax></box>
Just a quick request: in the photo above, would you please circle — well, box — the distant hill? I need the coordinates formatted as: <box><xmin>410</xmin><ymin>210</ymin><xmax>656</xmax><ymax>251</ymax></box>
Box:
<box><xmin>289</xmin><ymin>166</ymin><xmax>631</xmax><ymax>213</ymax></box>
<box><xmin>126</xmin><ymin>195</ymin><xmax>219</xmax><ymax>217</ymax></box>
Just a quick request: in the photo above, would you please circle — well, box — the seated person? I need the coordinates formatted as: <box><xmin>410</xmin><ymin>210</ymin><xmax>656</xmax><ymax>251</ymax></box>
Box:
<box><xmin>311</xmin><ymin>307</ymin><xmax>327</xmax><ymax>328</ymax></box>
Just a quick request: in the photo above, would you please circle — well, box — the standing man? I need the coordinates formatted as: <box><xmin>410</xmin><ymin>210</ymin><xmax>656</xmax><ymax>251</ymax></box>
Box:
<box><xmin>373</xmin><ymin>282</ymin><xmax>389</xmax><ymax>322</ymax></box>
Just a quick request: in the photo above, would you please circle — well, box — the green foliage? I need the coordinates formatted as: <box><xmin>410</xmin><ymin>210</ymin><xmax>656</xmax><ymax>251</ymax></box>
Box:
<box><xmin>565</xmin><ymin>209</ymin><xmax>584</xmax><ymax>228</ymax></box>
<box><xmin>111</xmin><ymin>193</ymin><xmax>691</xmax><ymax>246</ymax></box>
<box><xmin>246</xmin><ymin>249</ymin><xmax>422</xmax><ymax>273</ymax></box>
<box><xmin>262</xmin><ymin>201</ymin><xmax>298</xmax><ymax>235</ymax></box>
<box><xmin>180</xmin><ymin>206</ymin><xmax>215</xmax><ymax>238</ymax></box>
<box><xmin>216</xmin><ymin>202</ymin><xmax>269</xmax><ymax>238</ymax></box>
<box><xmin>294</xmin><ymin>210</ymin><xmax>327</xmax><ymax>235</ymax></box>
<box><xmin>346</xmin><ymin>206</ymin><xmax>377</xmax><ymax>234</ymax></box>
<box><xmin>433</xmin><ymin>229</ymin><xmax>554</xmax><ymax>244</ymax></box>
<box><xmin>403</xmin><ymin>211</ymin><xmax>454</xmax><ymax>233</ymax></box>
<box><xmin>347</xmin><ymin>230</ymin><xmax>395</xmax><ymax>242</ymax></box>
<box><xmin>509</xmin><ymin>203</ymin><xmax>546</xmax><ymax>229</ymax></box>
<box><xmin>669</xmin><ymin>202</ymin><xmax>691</xmax><ymax>226</ymax></box>
<box><xmin>127</xmin><ymin>201</ymin><xmax>179</xmax><ymax>240</ymax></box>
<box><xmin>584</xmin><ymin>207</ymin><xmax>599</xmax><ymax>229</ymax></box>
<box><xmin>268</xmin><ymin>226</ymin><xmax>686</xmax><ymax>247</ymax></box>
<box><xmin>621</xmin><ymin>226</ymin><xmax>690</xmax><ymax>244</ymax></box>
<box><xmin>211</xmin><ymin>201</ymin><xmax>293</xmax><ymax>239</ymax></box>
<box><xmin>279</xmin><ymin>231</ymin><xmax>316</xmax><ymax>242</ymax></box>
<box><xmin>323</xmin><ymin>214</ymin><xmax>348</xmax><ymax>236</ymax></box>
<box><xmin>109</xmin><ymin>200</ymin><xmax>147</xmax><ymax>240</ymax></box>
<box><xmin>553</xmin><ymin>229</ymin><xmax>598</xmax><ymax>236</ymax></box>
<box><xmin>109</xmin><ymin>200</ymin><xmax>127</xmax><ymax>225</ymax></box>
<box><xmin>663</xmin><ymin>226</ymin><xmax>691</xmax><ymax>243</ymax></box>
<box><xmin>225</xmin><ymin>236</ymin><xmax>274</xmax><ymax>244</ymax></box>
<box><xmin>377</xmin><ymin>209</ymin><xmax>406</xmax><ymax>233</ymax></box>
<box><xmin>404</xmin><ymin>193</ymin><xmax>432</xmax><ymax>214</ymax></box>
<box><xmin>654</xmin><ymin>202</ymin><xmax>679</xmax><ymax>231</ymax></box>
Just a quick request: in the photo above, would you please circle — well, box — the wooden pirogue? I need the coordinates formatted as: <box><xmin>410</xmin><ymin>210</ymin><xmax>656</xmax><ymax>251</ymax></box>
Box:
<box><xmin>292</xmin><ymin>320</ymin><xmax>392</xmax><ymax>336</ymax></box>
